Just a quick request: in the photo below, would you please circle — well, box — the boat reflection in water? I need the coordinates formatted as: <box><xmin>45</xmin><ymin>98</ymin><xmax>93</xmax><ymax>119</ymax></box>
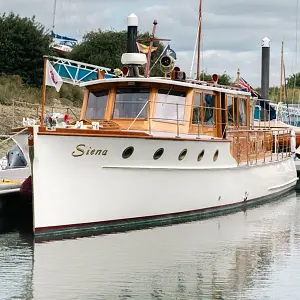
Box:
<box><xmin>31</xmin><ymin>191</ymin><xmax>300</xmax><ymax>299</ymax></box>
<box><xmin>0</xmin><ymin>229</ymin><xmax>33</xmax><ymax>300</ymax></box>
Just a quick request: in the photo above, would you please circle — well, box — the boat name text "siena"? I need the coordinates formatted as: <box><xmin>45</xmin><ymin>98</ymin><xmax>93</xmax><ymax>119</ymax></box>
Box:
<box><xmin>72</xmin><ymin>144</ymin><xmax>108</xmax><ymax>157</ymax></box>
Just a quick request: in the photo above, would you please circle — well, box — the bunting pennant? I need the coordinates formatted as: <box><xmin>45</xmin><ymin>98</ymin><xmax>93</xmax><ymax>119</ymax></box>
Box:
<box><xmin>136</xmin><ymin>42</ymin><xmax>158</xmax><ymax>54</ymax></box>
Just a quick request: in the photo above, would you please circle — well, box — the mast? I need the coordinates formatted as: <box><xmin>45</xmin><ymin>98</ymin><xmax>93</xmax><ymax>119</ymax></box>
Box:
<box><xmin>279</xmin><ymin>41</ymin><xmax>284</xmax><ymax>102</ymax></box>
<box><xmin>144</xmin><ymin>20</ymin><xmax>158</xmax><ymax>77</ymax></box>
<box><xmin>196</xmin><ymin>0</ymin><xmax>203</xmax><ymax>80</ymax></box>
<box><xmin>52</xmin><ymin>0</ymin><xmax>57</xmax><ymax>32</ymax></box>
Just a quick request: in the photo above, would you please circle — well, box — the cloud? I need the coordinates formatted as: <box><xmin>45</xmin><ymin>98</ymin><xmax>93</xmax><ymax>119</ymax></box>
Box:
<box><xmin>1</xmin><ymin>0</ymin><xmax>300</xmax><ymax>88</ymax></box>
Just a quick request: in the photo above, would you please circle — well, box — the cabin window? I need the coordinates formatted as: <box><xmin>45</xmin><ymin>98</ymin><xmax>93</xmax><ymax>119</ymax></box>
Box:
<box><xmin>85</xmin><ymin>90</ymin><xmax>109</xmax><ymax>119</ymax></box>
<box><xmin>204</xmin><ymin>94</ymin><xmax>215</xmax><ymax>125</ymax></box>
<box><xmin>113</xmin><ymin>88</ymin><xmax>150</xmax><ymax>119</ymax></box>
<box><xmin>192</xmin><ymin>93</ymin><xmax>202</xmax><ymax>124</ymax></box>
<box><xmin>155</xmin><ymin>89</ymin><xmax>186</xmax><ymax>122</ymax></box>
<box><xmin>239</xmin><ymin>98</ymin><xmax>247</xmax><ymax>126</ymax></box>
<box><xmin>227</xmin><ymin>96</ymin><xmax>234</xmax><ymax>126</ymax></box>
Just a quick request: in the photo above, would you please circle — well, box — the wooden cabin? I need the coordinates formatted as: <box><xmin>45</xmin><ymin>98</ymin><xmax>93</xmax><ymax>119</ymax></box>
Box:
<box><xmin>77</xmin><ymin>77</ymin><xmax>285</xmax><ymax>164</ymax></box>
<box><xmin>80</xmin><ymin>77</ymin><xmax>250</xmax><ymax>137</ymax></box>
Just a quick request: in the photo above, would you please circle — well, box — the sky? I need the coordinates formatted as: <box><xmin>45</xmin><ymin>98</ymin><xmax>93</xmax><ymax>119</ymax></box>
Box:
<box><xmin>1</xmin><ymin>0</ymin><xmax>300</xmax><ymax>87</ymax></box>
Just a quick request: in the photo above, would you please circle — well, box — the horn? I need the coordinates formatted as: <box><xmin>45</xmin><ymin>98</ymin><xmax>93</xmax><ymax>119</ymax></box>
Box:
<box><xmin>160</xmin><ymin>55</ymin><xmax>175</xmax><ymax>75</ymax></box>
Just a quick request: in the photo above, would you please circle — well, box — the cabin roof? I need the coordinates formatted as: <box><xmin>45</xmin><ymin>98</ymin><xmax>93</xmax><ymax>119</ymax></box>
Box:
<box><xmin>80</xmin><ymin>77</ymin><xmax>251</xmax><ymax>96</ymax></box>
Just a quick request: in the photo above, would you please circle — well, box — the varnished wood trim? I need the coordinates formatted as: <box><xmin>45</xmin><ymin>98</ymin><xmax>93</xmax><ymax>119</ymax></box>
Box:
<box><xmin>105</xmin><ymin>87</ymin><xmax>116</xmax><ymax>120</ymax></box>
<box><xmin>247</xmin><ymin>96</ymin><xmax>250</xmax><ymax>128</ymax></box>
<box><xmin>80</xmin><ymin>89</ymin><xmax>89</xmax><ymax>120</ymax></box>
<box><xmin>148</xmin><ymin>87</ymin><xmax>157</xmax><ymax>123</ymax></box>
<box><xmin>38</xmin><ymin>127</ymin><xmax>149</xmax><ymax>137</ymax></box>
<box><xmin>215</xmin><ymin>92</ymin><xmax>222</xmax><ymax>138</ymax></box>
<box><xmin>37</xmin><ymin>127</ymin><xmax>230</xmax><ymax>142</ymax></box>
<box><xmin>28</xmin><ymin>126</ymin><xmax>34</xmax><ymax>146</ymax></box>
<box><xmin>183</xmin><ymin>89</ymin><xmax>194</xmax><ymax>132</ymax></box>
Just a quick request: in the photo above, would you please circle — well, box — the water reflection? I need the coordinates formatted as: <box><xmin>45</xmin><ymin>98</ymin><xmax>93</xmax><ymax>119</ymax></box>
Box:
<box><xmin>1</xmin><ymin>192</ymin><xmax>300</xmax><ymax>299</ymax></box>
<box><xmin>0</xmin><ymin>228</ymin><xmax>33</xmax><ymax>300</ymax></box>
<box><xmin>30</xmin><ymin>191</ymin><xmax>300</xmax><ymax>300</ymax></box>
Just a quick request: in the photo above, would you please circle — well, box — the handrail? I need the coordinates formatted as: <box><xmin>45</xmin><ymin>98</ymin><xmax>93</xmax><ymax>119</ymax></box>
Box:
<box><xmin>0</xmin><ymin>100</ymin><xmax>80</xmax><ymax>130</ymax></box>
<box><xmin>229</xmin><ymin>128</ymin><xmax>291</xmax><ymax>166</ymax></box>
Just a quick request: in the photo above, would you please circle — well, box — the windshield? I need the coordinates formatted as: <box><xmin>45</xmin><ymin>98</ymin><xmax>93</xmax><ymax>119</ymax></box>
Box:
<box><xmin>113</xmin><ymin>88</ymin><xmax>150</xmax><ymax>119</ymax></box>
<box><xmin>85</xmin><ymin>90</ymin><xmax>109</xmax><ymax>119</ymax></box>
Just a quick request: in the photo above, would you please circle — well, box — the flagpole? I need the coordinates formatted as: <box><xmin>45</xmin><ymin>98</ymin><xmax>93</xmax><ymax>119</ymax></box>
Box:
<box><xmin>41</xmin><ymin>56</ymin><xmax>47</xmax><ymax>127</ymax></box>
<box><xmin>144</xmin><ymin>20</ymin><xmax>158</xmax><ymax>77</ymax></box>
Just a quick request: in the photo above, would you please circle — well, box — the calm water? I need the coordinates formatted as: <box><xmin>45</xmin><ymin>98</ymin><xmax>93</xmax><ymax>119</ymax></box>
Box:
<box><xmin>1</xmin><ymin>192</ymin><xmax>300</xmax><ymax>299</ymax></box>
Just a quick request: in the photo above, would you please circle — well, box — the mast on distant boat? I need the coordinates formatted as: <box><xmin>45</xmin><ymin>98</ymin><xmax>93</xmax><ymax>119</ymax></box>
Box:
<box><xmin>280</xmin><ymin>41</ymin><xmax>284</xmax><ymax>103</ymax></box>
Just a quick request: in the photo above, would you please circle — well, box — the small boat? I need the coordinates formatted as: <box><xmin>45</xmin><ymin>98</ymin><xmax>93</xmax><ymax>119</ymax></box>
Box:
<box><xmin>0</xmin><ymin>144</ymin><xmax>31</xmax><ymax>185</ymax></box>
<box><xmin>49</xmin><ymin>0</ymin><xmax>79</xmax><ymax>56</ymax></box>
<box><xmin>50</xmin><ymin>31</ymin><xmax>78</xmax><ymax>56</ymax></box>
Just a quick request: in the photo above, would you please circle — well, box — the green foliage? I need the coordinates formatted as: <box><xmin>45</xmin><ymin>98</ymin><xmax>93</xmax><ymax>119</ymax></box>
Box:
<box><xmin>286</xmin><ymin>73</ymin><xmax>300</xmax><ymax>88</ymax></box>
<box><xmin>68</xmin><ymin>30</ymin><xmax>165</xmax><ymax>76</ymax></box>
<box><xmin>0</xmin><ymin>12</ymin><xmax>53</xmax><ymax>86</ymax></box>
<box><xmin>199</xmin><ymin>72</ymin><xmax>233</xmax><ymax>85</ymax></box>
<box><xmin>0</xmin><ymin>74</ymin><xmax>83</xmax><ymax>107</ymax></box>
<box><xmin>0</xmin><ymin>75</ymin><xmax>41</xmax><ymax>105</ymax></box>
<box><xmin>68</xmin><ymin>30</ymin><xmax>127</xmax><ymax>69</ymax></box>
<box><xmin>59</xmin><ymin>85</ymin><xmax>83</xmax><ymax>107</ymax></box>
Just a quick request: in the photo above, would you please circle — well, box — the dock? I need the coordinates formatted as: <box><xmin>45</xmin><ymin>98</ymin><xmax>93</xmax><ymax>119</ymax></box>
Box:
<box><xmin>0</xmin><ymin>179</ymin><xmax>21</xmax><ymax>195</ymax></box>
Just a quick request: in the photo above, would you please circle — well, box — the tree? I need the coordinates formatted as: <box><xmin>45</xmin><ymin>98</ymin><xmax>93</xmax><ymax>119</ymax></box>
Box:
<box><xmin>199</xmin><ymin>72</ymin><xmax>233</xmax><ymax>85</ymax></box>
<box><xmin>286</xmin><ymin>73</ymin><xmax>300</xmax><ymax>88</ymax></box>
<box><xmin>68</xmin><ymin>29</ymin><xmax>165</xmax><ymax>76</ymax></box>
<box><xmin>0</xmin><ymin>13</ymin><xmax>53</xmax><ymax>86</ymax></box>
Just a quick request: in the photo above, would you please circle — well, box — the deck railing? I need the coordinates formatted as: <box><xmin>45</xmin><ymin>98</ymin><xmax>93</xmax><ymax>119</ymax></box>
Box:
<box><xmin>122</xmin><ymin>100</ymin><xmax>290</xmax><ymax>138</ymax></box>
<box><xmin>228</xmin><ymin>128</ymin><xmax>291</xmax><ymax>166</ymax></box>
<box><xmin>121</xmin><ymin>101</ymin><xmax>293</xmax><ymax>164</ymax></box>
<box><xmin>0</xmin><ymin>100</ymin><xmax>79</xmax><ymax>130</ymax></box>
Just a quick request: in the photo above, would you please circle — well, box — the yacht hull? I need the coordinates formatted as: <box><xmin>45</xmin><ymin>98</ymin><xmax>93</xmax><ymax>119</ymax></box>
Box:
<box><xmin>30</xmin><ymin>127</ymin><xmax>298</xmax><ymax>240</ymax></box>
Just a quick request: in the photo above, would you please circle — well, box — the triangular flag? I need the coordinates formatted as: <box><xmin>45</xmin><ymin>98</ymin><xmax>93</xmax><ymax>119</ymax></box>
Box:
<box><xmin>136</xmin><ymin>42</ymin><xmax>158</xmax><ymax>54</ymax></box>
<box><xmin>45</xmin><ymin>60</ymin><xmax>63</xmax><ymax>92</ymax></box>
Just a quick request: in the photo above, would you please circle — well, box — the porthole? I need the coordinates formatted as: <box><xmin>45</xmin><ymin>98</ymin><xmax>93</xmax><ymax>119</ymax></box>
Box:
<box><xmin>197</xmin><ymin>149</ymin><xmax>205</xmax><ymax>161</ymax></box>
<box><xmin>178</xmin><ymin>149</ymin><xmax>187</xmax><ymax>161</ymax></box>
<box><xmin>153</xmin><ymin>148</ymin><xmax>164</xmax><ymax>160</ymax></box>
<box><xmin>213</xmin><ymin>150</ymin><xmax>219</xmax><ymax>162</ymax></box>
<box><xmin>122</xmin><ymin>146</ymin><xmax>134</xmax><ymax>159</ymax></box>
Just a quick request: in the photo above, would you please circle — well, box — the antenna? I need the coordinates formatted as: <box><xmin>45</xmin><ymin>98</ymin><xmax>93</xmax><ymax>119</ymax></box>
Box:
<box><xmin>52</xmin><ymin>0</ymin><xmax>57</xmax><ymax>32</ymax></box>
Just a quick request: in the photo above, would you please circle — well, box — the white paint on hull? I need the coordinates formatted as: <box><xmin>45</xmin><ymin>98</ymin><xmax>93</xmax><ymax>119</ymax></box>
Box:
<box><xmin>31</xmin><ymin>126</ymin><xmax>297</xmax><ymax>232</ymax></box>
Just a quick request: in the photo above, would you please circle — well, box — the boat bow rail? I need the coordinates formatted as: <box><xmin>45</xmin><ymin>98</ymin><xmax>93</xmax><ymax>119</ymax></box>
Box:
<box><xmin>47</xmin><ymin>56</ymin><xmax>116</xmax><ymax>85</ymax></box>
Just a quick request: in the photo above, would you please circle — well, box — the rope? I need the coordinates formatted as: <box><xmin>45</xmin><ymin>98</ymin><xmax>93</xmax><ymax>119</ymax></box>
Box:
<box><xmin>0</xmin><ymin>128</ymin><xmax>27</xmax><ymax>148</ymax></box>
<box><xmin>189</xmin><ymin>18</ymin><xmax>200</xmax><ymax>78</ymax></box>
<box><xmin>127</xmin><ymin>101</ymin><xmax>150</xmax><ymax>130</ymax></box>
